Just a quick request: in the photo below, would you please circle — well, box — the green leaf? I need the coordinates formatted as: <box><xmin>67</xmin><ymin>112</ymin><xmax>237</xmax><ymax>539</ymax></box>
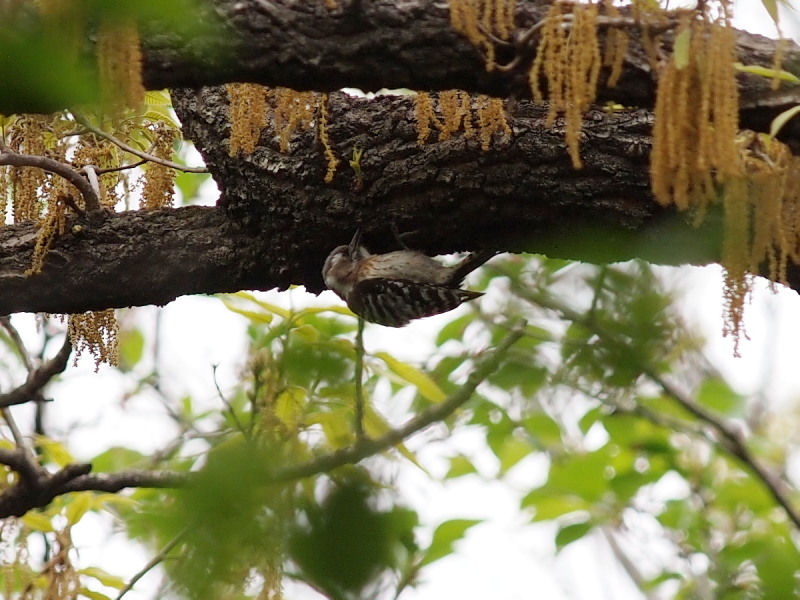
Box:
<box><xmin>78</xmin><ymin>589</ymin><xmax>112</xmax><ymax>600</ymax></box>
<box><xmin>435</xmin><ymin>313</ymin><xmax>474</xmax><ymax>346</ymax></box>
<box><xmin>220</xmin><ymin>300</ymin><xmax>274</xmax><ymax>325</ymax></box>
<box><xmin>420</xmin><ymin>519</ymin><xmax>482</xmax><ymax>567</ymax></box>
<box><xmin>760</xmin><ymin>0</ymin><xmax>778</xmax><ymax>24</ymax></box>
<box><xmin>35</xmin><ymin>435</ymin><xmax>74</xmax><ymax>467</ymax></box>
<box><xmin>523</xmin><ymin>412</ymin><xmax>562</xmax><ymax>447</ymax></box>
<box><xmin>223</xmin><ymin>292</ymin><xmax>291</xmax><ymax>319</ymax></box>
<box><xmin>275</xmin><ymin>387</ymin><xmax>307</xmax><ymax>432</ymax></box>
<box><xmin>310</xmin><ymin>411</ymin><xmax>353</xmax><ymax>448</ymax></box>
<box><xmin>555</xmin><ymin>521</ymin><xmax>592</xmax><ymax>552</ymax></box>
<box><xmin>79</xmin><ymin>567</ymin><xmax>127</xmax><ymax>590</ymax></box>
<box><xmin>374</xmin><ymin>352</ymin><xmax>446</xmax><ymax>403</ymax></box>
<box><xmin>696</xmin><ymin>377</ymin><xmax>745</xmax><ymax>416</ymax></box>
<box><xmin>90</xmin><ymin>447</ymin><xmax>146</xmax><ymax>472</ymax></box>
<box><xmin>734</xmin><ymin>63</ymin><xmax>800</xmax><ymax>84</ymax></box>
<box><xmin>118</xmin><ymin>326</ymin><xmax>145</xmax><ymax>371</ymax></box>
<box><xmin>546</xmin><ymin>447</ymin><xmax>614</xmax><ymax>502</ymax></box>
<box><xmin>22</xmin><ymin>511</ymin><xmax>54</xmax><ymax>532</ymax></box>
<box><xmin>65</xmin><ymin>491</ymin><xmax>93</xmax><ymax>525</ymax></box>
<box><xmin>445</xmin><ymin>454</ymin><xmax>477</xmax><ymax>479</ymax></box>
<box><xmin>769</xmin><ymin>104</ymin><xmax>800</xmax><ymax>139</ymax></box>
<box><xmin>673</xmin><ymin>27</ymin><xmax>691</xmax><ymax>70</ymax></box>
<box><xmin>523</xmin><ymin>493</ymin><xmax>590</xmax><ymax>521</ymax></box>
<box><xmin>496</xmin><ymin>435</ymin><xmax>533</xmax><ymax>476</ymax></box>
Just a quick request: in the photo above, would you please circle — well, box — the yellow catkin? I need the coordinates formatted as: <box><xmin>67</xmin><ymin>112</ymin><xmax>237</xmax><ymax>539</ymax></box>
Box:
<box><xmin>72</xmin><ymin>135</ymin><xmax>122</xmax><ymax>209</ymax></box>
<box><xmin>415</xmin><ymin>92</ymin><xmax>438</xmax><ymax>146</ymax></box>
<box><xmin>449</xmin><ymin>0</ymin><xmax>516</xmax><ymax>70</ymax></box>
<box><xmin>602</xmin><ymin>0</ymin><xmax>629</xmax><ymax>88</ymax></box>
<box><xmin>709</xmin><ymin>18</ymin><xmax>740</xmax><ymax>178</ymax></box>
<box><xmin>647</xmin><ymin>0</ymin><xmax>774</xmax><ymax>349</ymax></box>
<box><xmin>227</xmin><ymin>83</ymin><xmax>269</xmax><ymax>156</ymax></box>
<box><xmin>530</xmin><ymin>2</ymin><xmax>601</xmax><ymax>168</ymax></box>
<box><xmin>97</xmin><ymin>18</ymin><xmax>144</xmax><ymax>111</ymax></box>
<box><xmin>651</xmin><ymin>8</ymin><xmax>740</xmax><ymax>211</ymax></box>
<box><xmin>438</xmin><ymin>90</ymin><xmax>471</xmax><ymax>140</ymax></box>
<box><xmin>317</xmin><ymin>94</ymin><xmax>339</xmax><ymax>183</ymax></box>
<box><xmin>8</xmin><ymin>115</ymin><xmax>49</xmax><ymax>222</ymax></box>
<box><xmin>43</xmin><ymin>528</ymin><xmax>81</xmax><ymax>600</ymax></box>
<box><xmin>785</xmin><ymin>159</ymin><xmax>800</xmax><ymax>264</ymax></box>
<box><xmin>476</xmin><ymin>95</ymin><xmax>511</xmax><ymax>151</ymax></box>
<box><xmin>141</xmin><ymin>122</ymin><xmax>179</xmax><ymax>210</ymax></box>
<box><xmin>273</xmin><ymin>88</ymin><xmax>317</xmax><ymax>153</ymax></box>
<box><xmin>566</xmin><ymin>3</ymin><xmax>601</xmax><ymax>168</ymax></box>
<box><xmin>458</xmin><ymin>90</ymin><xmax>475</xmax><ymax>138</ymax></box>
<box><xmin>414</xmin><ymin>92</ymin><xmax>506</xmax><ymax>150</ymax></box>
<box><xmin>0</xmin><ymin>165</ymin><xmax>7</xmax><ymax>224</ymax></box>
<box><xmin>67</xmin><ymin>309</ymin><xmax>119</xmax><ymax>370</ymax></box>
<box><xmin>26</xmin><ymin>193</ymin><xmax>68</xmax><ymax>275</ymax></box>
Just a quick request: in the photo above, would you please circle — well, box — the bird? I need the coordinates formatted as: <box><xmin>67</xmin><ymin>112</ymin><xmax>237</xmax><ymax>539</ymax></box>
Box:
<box><xmin>322</xmin><ymin>230</ymin><xmax>495</xmax><ymax>327</ymax></box>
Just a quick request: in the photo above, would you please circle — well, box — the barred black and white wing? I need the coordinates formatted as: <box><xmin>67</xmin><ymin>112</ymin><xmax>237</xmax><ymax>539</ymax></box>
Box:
<box><xmin>346</xmin><ymin>278</ymin><xmax>483</xmax><ymax>327</ymax></box>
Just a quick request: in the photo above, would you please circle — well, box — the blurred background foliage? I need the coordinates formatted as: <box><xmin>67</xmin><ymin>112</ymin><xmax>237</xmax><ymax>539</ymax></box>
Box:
<box><xmin>2</xmin><ymin>252</ymin><xmax>799</xmax><ymax>600</ymax></box>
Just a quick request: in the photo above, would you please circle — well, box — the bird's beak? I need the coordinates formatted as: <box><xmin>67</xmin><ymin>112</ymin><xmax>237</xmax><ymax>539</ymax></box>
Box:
<box><xmin>348</xmin><ymin>229</ymin><xmax>362</xmax><ymax>257</ymax></box>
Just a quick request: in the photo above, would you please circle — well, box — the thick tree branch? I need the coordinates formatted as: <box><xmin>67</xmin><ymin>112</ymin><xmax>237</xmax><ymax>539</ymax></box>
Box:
<box><xmin>2</xmin><ymin>88</ymin><xmax>798</xmax><ymax>316</ymax></box>
<box><xmin>140</xmin><ymin>0</ymin><xmax>800</xmax><ymax>115</ymax></box>
<box><xmin>0</xmin><ymin>2</ymin><xmax>798</xmax><ymax>313</ymax></box>
<box><xmin>0</xmin><ymin>149</ymin><xmax>99</xmax><ymax>215</ymax></box>
<box><xmin>0</xmin><ymin>206</ymin><xmax>283</xmax><ymax>316</ymax></box>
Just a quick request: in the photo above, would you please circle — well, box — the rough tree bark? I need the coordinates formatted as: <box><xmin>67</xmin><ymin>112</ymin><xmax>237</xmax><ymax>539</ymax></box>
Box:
<box><xmin>1</xmin><ymin>0</ymin><xmax>799</xmax><ymax>316</ymax></box>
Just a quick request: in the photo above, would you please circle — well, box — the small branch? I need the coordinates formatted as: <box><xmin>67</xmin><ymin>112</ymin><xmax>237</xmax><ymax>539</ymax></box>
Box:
<box><xmin>601</xmin><ymin>526</ymin><xmax>659</xmax><ymax>600</ymax></box>
<box><xmin>71</xmin><ymin>112</ymin><xmax>208</xmax><ymax>174</ymax></box>
<box><xmin>0</xmin><ymin>316</ymin><xmax>34</xmax><ymax>372</ymax></box>
<box><xmin>0</xmin><ymin>462</ymin><xmax>186</xmax><ymax>518</ymax></box>
<box><xmin>272</xmin><ymin>319</ymin><xmax>527</xmax><ymax>483</ymax></box>
<box><xmin>94</xmin><ymin>159</ymin><xmax>147</xmax><ymax>175</ymax></box>
<box><xmin>212</xmin><ymin>363</ymin><xmax>246</xmax><ymax>436</ymax></box>
<box><xmin>1</xmin><ymin>407</ymin><xmax>26</xmax><ymax>449</ymax></box>
<box><xmin>645</xmin><ymin>368</ymin><xmax>800</xmax><ymax>531</ymax></box>
<box><xmin>0</xmin><ymin>336</ymin><xmax>72</xmax><ymax>408</ymax></box>
<box><xmin>0</xmin><ymin>150</ymin><xmax>95</xmax><ymax>216</ymax></box>
<box><xmin>116</xmin><ymin>525</ymin><xmax>190</xmax><ymax>600</ymax></box>
<box><xmin>354</xmin><ymin>317</ymin><xmax>365</xmax><ymax>438</ymax></box>
<box><xmin>80</xmin><ymin>166</ymin><xmax>103</xmax><ymax>213</ymax></box>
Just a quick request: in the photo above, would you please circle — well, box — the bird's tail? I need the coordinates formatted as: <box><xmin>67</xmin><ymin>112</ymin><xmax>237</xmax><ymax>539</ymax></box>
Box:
<box><xmin>448</xmin><ymin>249</ymin><xmax>499</xmax><ymax>286</ymax></box>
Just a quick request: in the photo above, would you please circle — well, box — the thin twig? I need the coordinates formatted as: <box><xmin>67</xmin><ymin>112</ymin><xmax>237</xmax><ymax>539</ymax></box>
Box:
<box><xmin>354</xmin><ymin>317</ymin><xmax>365</xmax><ymax>438</ymax></box>
<box><xmin>646</xmin><ymin>368</ymin><xmax>800</xmax><ymax>531</ymax></box>
<box><xmin>212</xmin><ymin>364</ymin><xmax>247</xmax><ymax>436</ymax></box>
<box><xmin>1</xmin><ymin>408</ymin><xmax>26</xmax><ymax>449</ymax></box>
<box><xmin>601</xmin><ymin>526</ymin><xmax>659</xmax><ymax>600</ymax></box>
<box><xmin>94</xmin><ymin>159</ymin><xmax>147</xmax><ymax>175</ymax></box>
<box><xmin>71</xmin><ymin>112</ymin><xmax>208</xmax><ymax>174</ymax></box>
<box><xmin>0</xmin><ymin>150</ymin><xmax>94</xmax><ymax>216</ymax></box>
<box><xmin>0</xmin><ymin>316</ymin><xmax>34</xmax><ymax>372</ymax></box>
<box><xmin>0</xmin><ymin>335</ymin><xmax>72</xmax><ymax>408</ymax></box>
<box><xmin>274</xmin><ymin>319</ymin><xmax>527</xmax><ymax>482</ymax></box>
<box><xmin>116</xmin><ymin>525</ymin><xmax>190</xmax><ymax>600</ymax></box>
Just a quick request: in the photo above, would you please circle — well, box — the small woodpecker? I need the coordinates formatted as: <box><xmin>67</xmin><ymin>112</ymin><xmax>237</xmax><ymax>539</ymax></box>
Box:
<box><xmin>322</xmin><ymin>230</ymin><xmax>495</xmax><ymax>327</ymax></box>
